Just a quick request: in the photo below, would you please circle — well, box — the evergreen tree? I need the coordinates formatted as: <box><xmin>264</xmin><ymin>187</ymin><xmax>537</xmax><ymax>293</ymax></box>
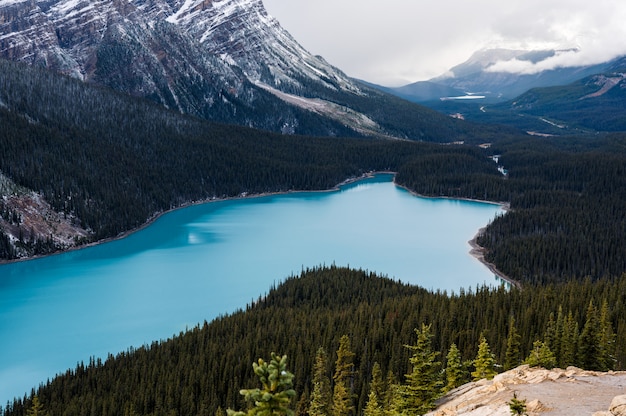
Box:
<box><xmin>560</xmin><ymin>311</ymin><xmax>579</xmax><ymax>368</ymax></box>
<box><xmin>332</xmin><ymin>335</ymin><xmax>355</xmax><ymax>416</ymax></box>
<box><xmin>579</xmin><ymin>301</ymin><xmax>602</xmax><ymax>370</ymax></box>
<box><xmin>309</xmin><ymin>348</ymin><xmax>332</xmax><ymax>416</ymax></box>
<box><xmin>444</xmin><ymin>343</ymin><xmax>465</xmax><ymax>392</ymax></box>
<box><xmin>504</xmin><ymin>317</ymin><xmax>521</xmax><ymax>371</ymax></box>
<box><xmin>552</xmin><ymin>306</ymin><xmax>565</xmax><ymax>366</ymax></box>
<box><xmin>383</xmin><ymin>370</ymin><xmax>398</xmax><ymax>416</ymax></box>
<box><xmin>472</xmin><ymin>335</ymin><xmax>497</xmax><ymax>381</ymax></box>
<box><xmin>369</xmin><ymin>362</ymin><xmax>386</xmax><ymax>408</ymax></box>
<box><xmin>364</xmin><ymin>362</ymin><xmax>385</xmax><ymax>416</ymax></box>
<box><xmin>26</xmin><ymin>396</ymin><xmax>47</xmax><ymax>416</ymax></box>
<box><xmin>543</xmin><ymin>313</ymin><xmax>556</xmax><ymax>356</ymax></box>
<box><xmin>397</xmin><ymin>323</ymin><xmax>442</xmax><ymax>415</ymax></box>
<box><xmin>523</xmin><ymin>340</ymin><xmax>556</xmax><ymax>369</ymax></box>
<box><xmin>599</xmin><ymin>299</ymin><xmax>616</xmax><ymax>371</ymax></box>
<box><xmin>363</xmin><ymin>391</ymin><xmax>384</xmax><ymax>416</ymax></box>
<box><xmin>296</xmin><ymin>390</ymin><xmax>310</xmax><ymax>416</ymax></box>
<box><xmin>228</xmin><ymin>353</ymin><xmax>296</xmax><ymax>416</ymax></box>
<box><xmin>507</xmin><ymin>392</ymin><xmax>528</xmax><ymax>416</ymax></box>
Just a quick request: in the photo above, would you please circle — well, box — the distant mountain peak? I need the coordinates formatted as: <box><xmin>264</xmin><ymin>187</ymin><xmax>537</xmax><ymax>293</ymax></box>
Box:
<box><xmin>427</xmin><ymin>47</ymin><xmax>613</xmax><ymax>99</ymax></box>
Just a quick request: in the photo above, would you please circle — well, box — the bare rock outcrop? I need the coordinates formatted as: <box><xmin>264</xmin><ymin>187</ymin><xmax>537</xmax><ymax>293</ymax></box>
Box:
<box><xmin>427</xmin><ymin>365</ymin><xmax>626</xmax><ymax>416</ymax></box>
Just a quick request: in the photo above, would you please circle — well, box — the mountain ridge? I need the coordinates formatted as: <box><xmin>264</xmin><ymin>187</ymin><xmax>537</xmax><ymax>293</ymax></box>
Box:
<box><xmin>378</xmin><ymin>48</ymin><xmax>621</xmax><ymax>104</ymax></box>
<box><xmin>0</xmin><ymin>0</ymin><xmax>468</xmax><ymax>139</ymax></box>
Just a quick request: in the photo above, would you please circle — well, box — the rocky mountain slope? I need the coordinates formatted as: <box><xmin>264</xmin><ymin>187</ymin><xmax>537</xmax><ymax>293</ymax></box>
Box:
<box><xmin>429</xmin><ymin>365</ymin><xmax>626</xmax><ymax>416</ymax></box>
<box><xmin>0</xmin><ymin>0</ymin><xmax>464</xmax><ymax>139</ymax></box>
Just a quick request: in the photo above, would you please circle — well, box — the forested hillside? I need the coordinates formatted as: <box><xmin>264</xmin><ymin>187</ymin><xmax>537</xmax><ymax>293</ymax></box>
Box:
<box><xmin>396</xmin><ymin>134</ymin><xmax>626</xmax><ymax>284</ymax></box>
<box><xmin>3</xmin><ymin>267</ymin><xmax>624</xmax><ymax>416</ymax></box>
<box><xmin>3</xmin><ymin>55</ymin><xmax>626</xmax><ymax>416</ymax></box>
<box><xmin>2</xmin><ymin>58</ymin><xmax>626</xmax><ymax>284</ymax></box>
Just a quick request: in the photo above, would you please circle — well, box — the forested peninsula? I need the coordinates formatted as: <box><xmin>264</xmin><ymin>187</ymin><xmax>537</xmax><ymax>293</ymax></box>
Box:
<box><xmin>4</xmin><ymin>267</ymin><xmax>625</xmax><ymax>415</ymax></box>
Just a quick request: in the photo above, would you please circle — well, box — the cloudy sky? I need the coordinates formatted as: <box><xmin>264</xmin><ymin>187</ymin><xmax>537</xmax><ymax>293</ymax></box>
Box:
<box><xmin>262</xmin><ymin>0</ymin><xmax>626</xmax><ymax>86</ymax></box>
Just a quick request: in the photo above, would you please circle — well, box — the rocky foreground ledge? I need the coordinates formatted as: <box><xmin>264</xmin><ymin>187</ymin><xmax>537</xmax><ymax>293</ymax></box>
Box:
<box><xmin>427</xmin><ymin>365</ymin><xmax>626</xmax><ymax>416</ymax></box>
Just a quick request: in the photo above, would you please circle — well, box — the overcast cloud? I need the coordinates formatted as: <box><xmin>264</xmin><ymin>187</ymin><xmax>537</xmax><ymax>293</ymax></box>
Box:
<box><xmin>262</xmin><ymin>0</ymin><xmax>626</xmax><ymax>86</ymax></box>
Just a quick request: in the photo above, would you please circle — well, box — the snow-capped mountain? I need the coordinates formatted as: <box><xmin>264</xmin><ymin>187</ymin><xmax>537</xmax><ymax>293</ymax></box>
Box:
<box><xmin>429</xmin><ymin>48</ymin><xmax>614</xmax><ymax>100</ymax></box>
<box><xmin>0</xmin><ymin>0</ymin><xmax>387</xmax><ymax>136</ymax></box>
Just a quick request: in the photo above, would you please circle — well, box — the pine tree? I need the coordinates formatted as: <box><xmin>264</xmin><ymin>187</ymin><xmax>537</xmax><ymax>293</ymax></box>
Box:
<box><xmin>472</xmin><ymin>335</ymin><xmax>497</xmax><ymax>381</ymax></box>
<box><xmin>332</xmin><ymin>335</ymin><xmax>355</xmax><ymax>416</ymax></box>
<box><xmin>552</xmin><ymin>306</ymin><xmax>565</xmax><ymax>366</ymax></box>
<box><xmin>579</xmin><ymin>301</ymin><xmax>602</xmax><ymax>370</ymax></box>
<box><xmin>504</xmin><ymin>317</ymin><xmax>521</xmax><ymax>370</ymax></box>
<box><xmin>507</xmin><ymin>392</ymin><xmax>528</xmax><ymax>416</ymax></box>
<box><xmin>523</xmin><ymin>340</ymin><xmax>556</xmax><ymax>369</ymax></box>
<box><xmin>227</xmin><ymin>353</ymin><xmax>296</xmax><ymax>416</ymax></box>
<box><xmin>444</xmin><ymin>343</ymin><xmax>465</xmax><ymax>392</ymax></box>
<box><xmin>599</xmin><ymin>299</ymin><xmax>616</xmax><ymax>371</ymax></box>
<box><xmin>369</xmin><ymin>362</ymin><xmax>386</xmax><ymax>408</ymax></box>
<box><xmin>383</xmin><ymin>370</ymin><xmax>398</xmax><ymax>416</ymax></box>
<box><xmin>26</xmin><ymin>396</ymin><xmax>48</xmax><ymax>416</ymax></box>
<box><xmin>543</xmin><ymin>313</ymin><xmax>556</xmax><ymax>356</ymax></box>
<box><xmin>397</xmin><ymin>323</ymin><xmax>442</xmax><ymax>415</ymax></box>
<box><xmin>363</xmin><ymin>391</ymin><xmax>383</xmax><ymax>416</ymax></box>
<box><xmin>560</xmin><ymin>311</ymin><xmax>579</xmax><ymax>368</ymax></box>
<box><xmin>309</xmin><ymin>348</ymin><xmax>332</xmax><ymax>416</ymax></box>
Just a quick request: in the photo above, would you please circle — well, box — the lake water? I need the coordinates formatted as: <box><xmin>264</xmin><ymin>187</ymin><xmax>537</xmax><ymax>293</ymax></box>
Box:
<box><xmin>0</xmin><ymin>174</ymin><xmax>503</xmax><ymax>402</ymax></box>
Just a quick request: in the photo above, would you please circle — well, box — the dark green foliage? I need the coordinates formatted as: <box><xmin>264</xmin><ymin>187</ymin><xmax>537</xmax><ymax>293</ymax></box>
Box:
<box><xmin>309</xmin><ymin>348</ymin><xmax>332</xmax><ymax>416</ymax></box>
<box><xmin>25</xmin><ymin>397</ymin><xmax>47</xmax><ymax>416</ymax></box>
<box><xmin>471</xmin><ymin>336</ymin><xmax>497</xmax><ymax>381</ymax></box>
<box><xmin>4</xmin><ymin>267</ymin><xmax>626</xmax><ymax>416</ymax></box>
<box><xmin>0</xmin><ymin>58</ymin><xmax>498</xmax><ymax>258</ymax></box>
<box><xmin>363</xmin><ymin>363</ymin><xmax>385</xmax><ymax>416</ymax></box>
<box><xmin>504</xmin><ymin>317</ymin><xmax>521</xmax><ymax>370</ymax></box>
<box><xmin>524</xmin><ymin>341</ymin><xmax>556</xmax><ymax>369</ymax></box>
<box><xmin>474</xmin><ymin>135</ymin><xmax>626</xmax><ymax>284</ymax></box>
<box><xmin>332</xmin><ymin>336</ymin><xmax>356</xmax><ymax>416</ymax></box>
<box><xmin>444</xmin><ymin>344</ymin><xmax>465</xmax><ymax>393</ymax></box>
<box><xmin>507</xmin><ymin>392</ymin><xmax>528</xmax><ymax>416</ymax></box>
<box><xmin>397</xmin><ymin>324</ymin><xmax>442</xmax><ymax>415</ymax></box>
<box><xmin>228</xmin><ymin>353</ymin><xmax>296</xmax><ymax>416</ymax></box>
<box><xmin>4</xmin><ymin>58</ymin><xmax>626</xmax><ymax>287</ymax></box>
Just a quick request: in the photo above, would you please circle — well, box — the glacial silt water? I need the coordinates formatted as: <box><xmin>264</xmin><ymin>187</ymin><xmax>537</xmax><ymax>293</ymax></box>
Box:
<box><xmin>0</xmin><ymin>174</ymin><xmax>503</xmax><ymax>402</ymax></box>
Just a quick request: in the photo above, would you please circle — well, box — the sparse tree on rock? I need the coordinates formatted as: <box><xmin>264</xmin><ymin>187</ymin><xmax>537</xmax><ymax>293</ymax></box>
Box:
<box><xmin>524</xmin><ymin>340</ymin><xmax>556</xmax><ymax>369</ymax></box>
<box><xmin>397</xmin><ymin>323</ymin><xmax>442</xmax><ymax>415</ymax></box>
<box><xmin>504</xmin><ymin>317</ymin><xmax>522</xmax><ymax>371</ymax></box>
<box><xmin>472</xmin><ymin>335</ymin><xmax>497</xmax><ymax>381</ymax></box>
<box><xmin>444</xmin><ymin>343</ymin><xmax>465</xmax><ymax>392</ymax></box>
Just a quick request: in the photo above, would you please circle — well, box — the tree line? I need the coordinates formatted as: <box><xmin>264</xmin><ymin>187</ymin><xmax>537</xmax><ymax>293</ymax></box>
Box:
<box><xmin>3</xmin><ymin>57</ymin><xmax>626</xmax><ymax>288</ymax></box>
<box><xmin>4</xmin><ymin>266</ymin><xmax>625</xmax><ymax>415</ymax></box>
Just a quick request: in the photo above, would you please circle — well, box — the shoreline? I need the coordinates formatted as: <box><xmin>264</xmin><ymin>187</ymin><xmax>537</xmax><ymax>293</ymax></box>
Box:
<box><xmin>1</xmin><ymin>170</ymin><xmax>520</xmax><ymax>291</ymax></box>
<box><xmin>468</xmin><ymin>228</ymin><xmax>521</xmax><ymax>290</ymax></box>
<box><xmin>394</xmin><ymin>182</ymin><xmax>519</xmax><ymax>289</ymax></box>
<box><xmin>0</xmin><ymin>172</ymin><xmax>383</xmax><ymax>265</ymax></box>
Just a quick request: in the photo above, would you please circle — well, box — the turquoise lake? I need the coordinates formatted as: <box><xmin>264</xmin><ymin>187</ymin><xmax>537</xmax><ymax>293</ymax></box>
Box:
<box><xmin>0</xmin><ymin>174</ymin><xmax>504</xmax><ymax>402</ymax></box>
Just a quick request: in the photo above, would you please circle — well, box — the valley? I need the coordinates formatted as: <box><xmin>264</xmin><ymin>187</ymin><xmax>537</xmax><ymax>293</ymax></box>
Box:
<box><xmin>1</xmin><ymin>0</ymin><xmax>626</xmax><ymax>415</ymax></box>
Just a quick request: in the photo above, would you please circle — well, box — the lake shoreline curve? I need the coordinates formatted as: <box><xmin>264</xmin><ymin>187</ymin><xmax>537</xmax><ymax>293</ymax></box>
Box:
<box><xmin>393</xmin><ymin>181</ymin><xmax>519</xmax><ymax>290</ymax></box>
<box><xmin>1</xmin><ymin>171</ymin><xmax>519</xmax><ymax>291</ymax></box>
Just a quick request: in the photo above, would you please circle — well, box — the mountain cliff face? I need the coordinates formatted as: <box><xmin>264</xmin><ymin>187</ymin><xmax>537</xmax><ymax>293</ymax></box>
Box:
<box><xmin>0</xmin><ymin>0</ymin><xmax>380</xmax><ymax>136</ymax></box>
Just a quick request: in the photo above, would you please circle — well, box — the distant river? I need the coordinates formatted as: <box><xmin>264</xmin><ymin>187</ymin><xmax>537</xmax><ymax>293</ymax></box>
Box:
<box><xmin>0</xmin><ymin>174</ymin><xmax>503</xmax><ymax>402</ymax></box>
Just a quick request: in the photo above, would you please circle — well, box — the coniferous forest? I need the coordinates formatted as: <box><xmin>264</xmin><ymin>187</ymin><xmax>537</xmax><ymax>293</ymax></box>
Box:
<box><xmin>3</xmin><ymin>267</ymin><xmax>625</xmax><ymax>415</ymax></box>
<box><xmin>1</xmin><ymin>58</ymin><xmax>626</xmax><ymax>415</ymax></box>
